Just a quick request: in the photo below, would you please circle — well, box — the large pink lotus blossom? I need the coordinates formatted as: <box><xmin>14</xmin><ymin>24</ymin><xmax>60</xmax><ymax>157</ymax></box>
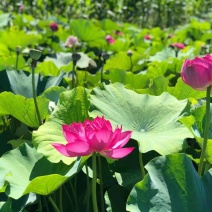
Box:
<box><xmin>65</xmin><ymin>35</ymin><xmax>78</xmax><ymax>47</ymax></box>
<box><xmin>105</xmin><ymin>35</ymin><xmax>115</xmax><ymax>44</ymax></box>
<box><xmin>171</xmin><ymin>43</ymin><xmax>185</xmax><ymax>49</ymax></box>
<box><xmin>49</xmin><ymin>22</ymin><xmax>59</xmax><ymax>32</ymax></box>
<box><xmin>52</xmin><ymin>117</ymin><xmax>134</xmax><ymax>159</ymax></box>
<box><xmin>181</xmin><ymin>54</ymin><xmax>212</xmax><ymax>90</ymax></box>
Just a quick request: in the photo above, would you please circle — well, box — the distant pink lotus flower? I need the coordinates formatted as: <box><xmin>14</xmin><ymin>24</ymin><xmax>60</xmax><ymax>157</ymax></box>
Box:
<box><xmin>144</xmin><ymin>34</ymin><xmax>151</xmax><ymax>40</ymax></box>
<box><xmin>52</xmin><ymin>116</ymin><xmax>134</xmax><ymax>159</ymax></box>
<box><xmin>181</xmin><ymin>54</ymin><xmax>212</xmax><ymax>90</ymax></box>
<box><xmin>105</xmin><ymin>35</ymin><xmax>115</xmax><ymax>44</ymax></box>
<box><xmin>49</xmin><ymin>22</ymin><xmax>59</xmax><ymax>32</ymax></box>
<box><xmin>115</xmin><ymin>30</ymin><xmax>122</xmax><ymax>36</ymax></box>
<box><xmin>171</xmin><ymin>43</ymin><xmax>185</xmax><ymax>49</ymax></box>
<box><xmin>19</xmin><ymin>5</ymin><xmax>25</xmax><ymax>11</ymax></box>
<box><xmin>65</xmin><ymin>35</ymin><xmax>78</xmax><ymax>47</ymax></box>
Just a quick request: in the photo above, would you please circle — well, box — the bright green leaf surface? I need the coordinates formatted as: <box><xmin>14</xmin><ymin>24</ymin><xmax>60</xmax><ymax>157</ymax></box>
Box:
<box><xmin>0</xmin><ymin>144</ymin><xmax>83</xmax><ymax>199</ymax></box>
<box><xmin>168</xmin><ymin>78</ymin><xmax>206</xmax><ymax>100</ymax></box>
<box><xmin>90</xmin><ymin>83</ymin><xmax>193</xmax><ymax>155</ymax></box>
<box><xmin>104</xmin><ymin>51</ymin><xmax>141</xmax><ymax>72</ymax></box>
<box><xmin>33</xmin><ymin>87</ymin><xmax>90</xmax><ymax>164</ymax></box>
<box><xmin>0</xmin><ymin>92</ymin><xmax>49</xmax><ymax>127</ymax></box>
<box><xmin>70</xmin><ymin>19</ymin><xmax>105</xmax><ymax>42</ymax></box>
<box><xmin>105</xmin><ymin>69</ymin><xmax>150</xmax><ymax>89</ymax></box>
<box><xmin>126</xmin><ymin>154</ymin><xmax>212</xmax><ymax>212</ymax></box>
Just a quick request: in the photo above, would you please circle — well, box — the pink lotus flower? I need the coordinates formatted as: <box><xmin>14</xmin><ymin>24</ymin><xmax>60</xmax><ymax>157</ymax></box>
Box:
<box><xmin>171</xmin><ymin>43</ymin><xmax>185</xmax><ymax>49</ymax></box>
<box><xmin>105</xmin><ymin>35</ymin><xmax>115</xmax><ymax>44</ymax></box>
<box><xmin>49</xmin><ymin>22</ymin><xmax>59</xmax><ymax>32</ymax></box>
<box><xmin>181</xmin><ymin>54</ymin><xmax>212</xmax><ymax>90</ymax></box>
<box><xmin>52</xmin><ymin>117</ymin><xmax>134</xmax><ymax>159</ymax></box>
<box><xmin>65</xmin><ymin>35</ymin><xmax>78</xmax><ymax>47</ymax></box>
<box><xmin>19</xmin><ymin>5</ymin><xmax>25</xmax><ymax>11</ymax></box>
<box><xmin>144</xmin><ymin>34</ymin><xmax>151</xmax><ymax>40</ymax></box>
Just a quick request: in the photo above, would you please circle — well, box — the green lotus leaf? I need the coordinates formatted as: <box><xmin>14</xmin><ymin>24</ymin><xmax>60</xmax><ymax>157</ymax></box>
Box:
<box><xmin>33</xmin><ymin>87</ymin><xmax>90</xmax><ymax>164</ymax></box>
<box><xmin>90</xmin><ymin>83</ymin><xmax>193</xmax><ymax>155</ymax></box>
<box><xmin>0</xmin><ymin>92</ymin><xmax>49</xmax><ymax>128</ymax></box>
<box><xmin>0</xmin><ymin>144</ymin><xmax>82</xmax><ymax>199</ymax></box>
<box><xmin>126</xmin><ymin>154</ymin><xmax>212</xmax><ymax>211</ymax></box>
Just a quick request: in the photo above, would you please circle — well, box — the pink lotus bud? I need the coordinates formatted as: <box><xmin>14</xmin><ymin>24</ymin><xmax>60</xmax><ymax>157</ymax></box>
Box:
<box><xmin>52</xmin><ymin>116</ymin><xmax>134</xmax><ymax>159</ymax></box>
<box><xmin>181</xmin><ymin>55</ymin><xmax>212</xmax><ymax>90</ymax></box>
<box><xmin>144</xmin><ymin>34</ymin><xmax>151</xmax><ymax>40</ymax></box>
<box><xmin>49</xmin><ymin>22</ymin><xmax>59</xmax><ymax>32</ymax></box>
<box><xmin>115</xmin><ymin>30</ymin><xmax>122</xmax><ymax>36</ymax></box>
<box><xmin>105</xmin><ymin>35</ymin><xmax>115</xmax><ymax>44</ymax></box>
<box><xmin>65</xmin><ymin>36</ymin><xmax>78</xmax><ymax>47</ymax></box>
<box><xmin>171</xmin><ymin>43</ymin><xmax>185</xmax><ymax>49</ymax></box>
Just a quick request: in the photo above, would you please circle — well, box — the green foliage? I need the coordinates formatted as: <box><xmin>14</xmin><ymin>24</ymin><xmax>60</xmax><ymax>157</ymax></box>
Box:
<box><xmin>33</xmin><ymin>87</ymin><xmax>90</xmax><ymax>164</ymax></box>
<box><xmin>90</xmin><ymin>83</ymin><xmax>193</xmax><ymax>155</ymax></box>
<box><xmin>127</xmin><ymin>154</ymin><xmax>212</xmax><ymax>212</ymax></box>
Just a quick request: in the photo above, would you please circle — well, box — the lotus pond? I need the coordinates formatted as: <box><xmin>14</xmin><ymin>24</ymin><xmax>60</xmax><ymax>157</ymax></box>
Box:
<box><xmin>1</xmin><ymin>1</ymin><xmax>212</xmax><ymax>211</ymax></box>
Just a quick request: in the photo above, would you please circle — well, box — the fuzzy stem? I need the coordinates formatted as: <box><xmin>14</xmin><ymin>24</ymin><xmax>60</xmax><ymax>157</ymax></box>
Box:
<box><xmin>15</xmin><ymin>52</ymin><xmax>19</xmax><ymax>71</ymax></box>
<box><xmin>139</xmin><ymin>152</ymin><xmax>146</xmax><ymax>180</ymax></box>
<box><xmin>98</xmin><ymin>155</ymin><xmax>105</xmax><ymax>212</ymax></box>
<box><xmin>85</xmin><ymin>162</ymin><xmax>90</xmax><ymax>212</ymax></box>
<box><xmin>39</xmin><ymin>197</ymin><xmax>42</xmax><ymax>212</ymax></box>
<box><xmin>198</xmin><ymin>86</ymin><xmax>211</xmax><ymax>176</ymax></box>
<box><xmin>72</xmin><ymin>62</ymin><xmax>76</xmax><ymax>88</ymax></box>
<box><xmin>63</xmin><ymin>184</ymin><xmax>74</xmax><ymax>211</ymax></box>
<box><xmin>48</xmin><ymin>196</ymin><xmax>60</xmax><ymax>212</ymax></box>
<box><xmin>129</xmin><ymin>56</ymin><xmax>133</xmax><ymax>72</ymax></box>
<box><xmin>31</xmin><ymin>61</ymin><xmax>42</xmax><ymax>125</ymax></box>
<box><xmin>92</xmin><ymin>152</ymin><xmax>98</xmax><ymax>212</ymax></box>
<box><xmin>59</xmin><ymin>187</ymin><xmax>63</xmax><ymax>212</ymax></box>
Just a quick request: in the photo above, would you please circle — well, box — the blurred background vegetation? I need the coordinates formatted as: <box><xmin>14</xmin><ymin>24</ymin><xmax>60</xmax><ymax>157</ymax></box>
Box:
<box><xmin>1</xmin><ymin>0</ymin><xmax>212</xmax><ymax>28</ymax></box>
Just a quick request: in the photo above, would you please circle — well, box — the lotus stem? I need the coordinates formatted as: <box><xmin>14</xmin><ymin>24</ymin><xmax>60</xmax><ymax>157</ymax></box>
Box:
<box><xmin>59</xmin><ymin>187</ymin><xmax>63</xmax><ymax>212</ymax></box>
<box><xmin>92</xmin><ymin>152</ymin><xmax>98</xmax><ymax>212</ymax></box>
<box><xmin>98</xmin><ymin>154</ymin><xmax>105</xmax><ymax>212</ymax></box>
<box><xmin>48</xmin><ymin>196</ymin><xmax>60</xmax><ymax>212</ymax></box>
<box><xmin>31</xmin><ymin>61</ymin><xmax>42</xmax><ymax>126</ymax></box>
<box><xmin>129</xmin><ymin>56</ymin><xmax>133</xmax><ymax>72</ymax></box>
<box><xmin>139</xmin><ymin>152</ymin><xmax>146</xmax><ymax>180</ymax></box>
<box><xmin>198</xmin><ymin>85</ymin><xmax>211</xmax><ymax>176</ymax></box>
<box><xmin>85</xmin><ymin>162</ymin><xmax>90</xmax><ymax>212</ymax></box>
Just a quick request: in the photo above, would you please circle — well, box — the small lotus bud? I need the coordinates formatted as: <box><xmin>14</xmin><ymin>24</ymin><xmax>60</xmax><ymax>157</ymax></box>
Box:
<box><xmin>49</xmin><ymin>22</ymin><xmax>59</xmax><ymax>32</ymax></box>
<box><xmin>127</xmin><ymin>50</ymin><xmax>133</xmax><ymax>57</ymax></box>
<box><xmin>65</xmin><ymin>36</ymin><xmax>78</xmax><ymax>47</ymax></box>
<box><xmin>72</xmin><ymin>53</ymin><xmax>81</xmax><ymax>62</ymax></box>
<box><xmin>102</xmin><ymin>52</ymin><xmax>110</xmax><ymax>61</ymax></box>
<box><xmin>16</xmin><ymin>46</ymin><xmax>21</xmax><ymax>55</ymax></box>
<box><xmin>29</xmin><ymin>49</ymin><xmax>42</xmax><ymax>61</ymax></box>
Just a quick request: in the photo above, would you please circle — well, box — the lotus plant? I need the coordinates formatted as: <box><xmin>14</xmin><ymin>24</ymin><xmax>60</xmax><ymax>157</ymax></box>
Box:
<box><xmin>49</xmin><ymin>22</ymin><xmax>59</xmax><ymax>32</ymax></box>
<box><xmin>52</xmin><ymin>116</ymin><xmax>134</xmax><ymax>159</ymax></box>
<box><xmin>171</xmin><ymin>42</ymin><xmax>185</xmax><ymax>49</ymax></box>
<box><xmin>52</xmin><ymin>116</ymin><xmax>134</xmax><ymax>212</ymax></box>
<box><xmin>105</xmin><ymin>35</ymin><xmax>115</xmax><ymax>44</ymax></box>
<box><xmin>65</xmin><ymin>35</ymin><xmax>78</xmax><ymax>48</ymax></box>
<box><xmin>181</xmin><ymin>54</ymin><xmax>212</xmax><ymax>176</ymax></box>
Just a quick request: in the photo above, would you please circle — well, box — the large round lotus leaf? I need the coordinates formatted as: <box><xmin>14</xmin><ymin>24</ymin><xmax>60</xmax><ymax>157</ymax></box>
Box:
<box><xmin>126</xmin><ymin>154</ymin><xmax>212</xmax><ymax>212</ymax></box>
<box><xmin>33</xmin><ymin>87</ymin><xmax>90</xmax><ymax>164</ymax></box>
<box><xmin>89</xmin><ymin>83</ymin><xmax>193</xmax><ymax>155</ymax></box>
